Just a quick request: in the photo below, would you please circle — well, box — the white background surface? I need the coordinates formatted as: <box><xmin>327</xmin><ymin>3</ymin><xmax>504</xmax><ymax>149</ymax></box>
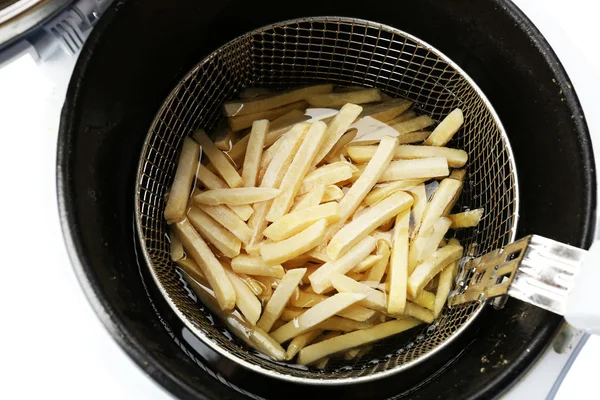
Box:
<box><xmin>0</xmin><ymin>0</ymin><xmax>598</xmax><ymax>399</ymax></box>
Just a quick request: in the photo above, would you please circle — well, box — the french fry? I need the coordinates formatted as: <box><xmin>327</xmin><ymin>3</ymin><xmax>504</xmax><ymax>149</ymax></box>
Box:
<box><xmin>300</xmin><ymin>264</ymin><xmax>321</xmax><ymax>284</ymax></box>
<box><xmin>407</xmin><ymin>244</ymin><xmax>463</xmax><ymax>297</ymax></box>
<box><xmin>297</xmin><ymin>318</ymin><xmax>421</xmax><ymax>365</ymax></box>
<box><xmin>323</xmin><ymin>129</ymin><xmax>358</xmax><ymax>163</ymax></box>
<box><xmin>224</xmin><ymin>267</ymin><xmax>262</xmax><ymax>325</ymax></box>
<box><xmin>164</xmin><ymin>137</ymin><xmax>200</xmax><ymax>223</ymax></box>
<box><xmin>331</xmin><ymin>273</ymin><xmax>387</xmax><ymax>311</ymax></box>
<box><xmin>256</xmin><ymin>268</ymin><xmax>306</xmax><ymax>332</ymax></box>
<box><xmin>312</xmin><ymin>103</ymin><xmax>363</xmax><ymax>164</ymax></box>
<box><xmin>231</xmin><ymin>255</ymin><xmax>285</xmax><ymax>278</ymax></box>
<box><xmin>404</xmin><ymin>302</ymin><xmax>434</xmax><ymax>323</ymax></box>
<box><xmin>270</xmin><ymin>292</ymin><xmax>367</xmax><ymax>343</ymax></box>
<box><xmin>224</xmin><ymin>84</ymin><xmax>333</xmax><ymax>117</ymax></box>
<box><xmin>358</xmin><ymin>98</ymin><xmax>413</xmax><ymax>123</ymax></box>
<box><xmin>364</xmin><ymin>179</ymin><xmax>426</xmax><ymax>206</ymax></box>
<box><xmin>390</xmin><ymin>115</ymin><xmax>435</xmax><ymax>134</ymax></box>
<box><xmin>425</xmin><ymin>108</ymin><xmax>464</xmax><ymax>147</ymax></box>
<box><xmin>287</xmin><ymin>295</ymin><xmax>376</xmax><ymax>322</ymax></box>
<box><xmin>174</xmin><ymin>219</ymin><xmax>236</xmax><ymax>310</ymax></box>
<box><xmin>351</xmin><ymin>254</ymin><xmax>383</xmax><ymax>273</ymax></box>
<box><xmin>195</xmin><ymin>165</ymin><xmax>254</xmax><ymax>220</ymax></box>
<box><xmin>246</xmin><ymin>123</ymin><xmax>309</xmax><ymax>252</ymax></box>
<box><xmin>282</xmin><ymin>255</ymin><xmax>312</xmax><ymax>270</ymax></box>
<box><xmin>347</xmin><ymin>145</ymin><xmax>467</xmax><ymax>168</ymax></box>
<box><xmin>434</xmin><ymin>260</ymin><xmax>459</xmax><ymax>317</ymax></box>
<box><xmin>197</xmin><ymin>204</ymin><xmax>253</xmax><ymax>244</ymax></box>
<box><xmin>267</xmin><ymin>121</ymin><xmax>327</xmax><ymax>221</ymax></box>
<box><xmin>322</xmin><ymin>185</ymin><xmax>344</xmax><ymax>202</ymax></box>
<box><xmin>387</xmin><ymin>210</ymin><xmax>410</xmax><ymax>314</ymax></box>
<box><xmin>193</xmin><ymin>188</ymin><xmax>281</xmax><ymax>206</ymax></box>
<box><xmin>254</xmin><ymin>275</ymin><xmax>276</xmax><ymax>300</ymax></box>
<box><xmin>213</xmin><ymin>122</ymin><xmax>237</xmax><ymax>151</ymax></box>
<box><xmin>315</xmin><ymin>358</ymin><xmax>330</xmax><ymax>369</ymax></box>
<box><xmin>237</xmin><ymin>273</ymin><xmax>264</xmax><ymax>296</ymax></box>
<box><xmin>449</xmin><ymin>168</ymin><xmax>466</xmax><ymax>182</ymax></box>
<box><xmin>169</xmin><ymin>228</ymin><xmax>185</xmax><ymax>261</ymax></box>
<box><xmin>420</xmin><ymin>177</ymin><xmax>463</xmax><ymax>232</ymax></box>
<box><xmin>187</xmin><ymin>205</ymin><xmax>242</xmax><ymax>258</ymax></box>
<box><xmin>355</xmin><ymin>344</ymin><xmax>374</xmax><ymax>359</ymax></box>
<box><xmin>290</xmin><ymin>290</ymin><xmax>327</xmax><ymax>308</ymax></box>
<box><xmin>182</xmin><ymin>271</ymin><xmax>285</xmax><ymax>361</ymax></box>
<box><xmin>281</xmin><ymin>307</ymin><xmax>305</xmax><ymax>321</ymax></box>
<box><xmin>306</xmin><ymin>247</ymin><xmax>331</xmax><ymax>263</ymax></box>
<box><xmin>387</xmin><ymin>110</ymin><xmax>416</xmax><ymax>125</ymax></box>
<box><xmin>408</xmin><ymin>290</ymin><xmax>436</xmax><ymax>311</ymax></box>
<box><xmin>408</xmin><ymin>217</ymin><xmax>452</xmax><ymax>274</ymax></box>
<box><xmin>176</xmin><ymin>257</ymin><xmax>206</xmax><ymax>284</ymax></box>
<box><xmin>310</xmin><ymin>236</ymin><xmax>377</xmax><ymax>294</ymax></box>
<box><xmin>370</xmin><ymin>229</ymin><xmax>394</xmax><ymax>246</ymax></box>
<box><xmin>260</xmin><ymin>219</ymin><xmax>327</xmax><ymax>265</ymax></box>
<box><xmin>448</xmin><ymin>209</ymin><xmax>484</xmax><ymax>228</ymax></box>
<box><xmin>291</xmin><ymin>184</ymin><xmax>326</xmax><ymax>212</ymax></box>
<box><xmin>229</xmin><ymin>100</ymin><xmax>308</xmax><ymax>132</ymax></box>
<box><xmin>317</xmin><ymin>316</ymin><xmax>373</xmax><ymax>332</ymax></box>
<box><xmin>285</xmin><ymin>330</ymin><xmax>323</xmax><ymax>360</ymax></box>
<box><xmin>193</xmin><ymin>129</ymin><xmax>243</xmax><ymax>188</ymax></box>
<box><xmin>327</xmin><ymin>191</ymin><xmax>413</xmax><ymax>260</ymax></box>
<box><xmin>397</xmin><ymin>130</ymin><xmax>431</xmax><ymax>144</ymax></box>
<box><xmin>407</xmin><ymin>184</ymin><xmax>427</xmax><ymax>238</ymax></box>
<box><xmin>378</xmin><ymin>157</ymin><xmax>449</xmax><ymax>183</ymax></box>
<box><xmin>306</xmin><ymin>88</ymin><xmax>381</xmax><ymax>108</ymax></box>
<box><xmin>239</xmin><ymin>87</ymin><xmax>273</xmax><ymax>100</ymax></box>
<box><xmin>242</xmin><ymin>119</ymin><xmax>268</xmax><ymax>186</ymax></box>
<box><xmin>298</xmin><ymin>162</ymin><xmax>354</xmax><ymax>195</ymax></box>
<box><xmin>344</xmin><ymin>347</ymin><xmax>361</xmax><ymax>360</ymax></box>
<box><xmin>263</xmin><ymin>203</ymin><xmax>340</xmax><ymax>241</ymax></box>
<box><xmin>364</xmin><ymin>240</ymin><xmax>391</xmax><ymax>283</ymax></box>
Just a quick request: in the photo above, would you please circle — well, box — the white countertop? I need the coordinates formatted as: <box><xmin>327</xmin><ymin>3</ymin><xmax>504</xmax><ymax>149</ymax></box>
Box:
<box><xmin>0</xmin><ymin>0</ymin><xmax>598</xmax><ymax>398</ymax></box>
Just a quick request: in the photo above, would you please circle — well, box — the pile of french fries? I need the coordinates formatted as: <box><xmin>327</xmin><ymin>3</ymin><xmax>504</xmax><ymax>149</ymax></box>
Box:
<box><xmin>163</xmin><ymin>84</ymin><xmax>484</xmax><ymax>368</ymax></box>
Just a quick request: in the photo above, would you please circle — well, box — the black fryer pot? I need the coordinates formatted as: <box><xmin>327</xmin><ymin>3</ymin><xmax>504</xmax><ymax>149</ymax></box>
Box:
<box><xmin>57</xmin><ymin>0</ymin><xmax>596</xmax><ymax>399</ymax></box>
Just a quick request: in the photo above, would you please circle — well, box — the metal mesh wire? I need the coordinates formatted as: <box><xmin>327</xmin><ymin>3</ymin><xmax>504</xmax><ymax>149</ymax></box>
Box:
<box><xmin>135</xmin><ymin>17</ymin><xmax>518</xmax><ymax>383</ymax></box>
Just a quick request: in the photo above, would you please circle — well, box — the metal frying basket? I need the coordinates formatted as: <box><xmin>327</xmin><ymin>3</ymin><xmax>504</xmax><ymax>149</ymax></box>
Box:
<box><xmin>135</xmin><ymin>16</ymin><xmax>519</xmax><ymax>383</ymax></box>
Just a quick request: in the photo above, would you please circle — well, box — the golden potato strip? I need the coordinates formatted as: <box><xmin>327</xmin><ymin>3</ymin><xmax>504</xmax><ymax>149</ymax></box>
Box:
<box><xmin>324</xmin><ymin>136</ymin><xmax>399</xmax><ymax>242</ymax></box>
<box><xmin>387</xmin><ymin>110</ymin><xmax>416</xmax><ymax>125</ymax></box>
<box><xmin>193</xmin><ymin>184</ymin><xmax>253</xmax><ymax>221</ymax></box>
<box><xmin>282</xmin><ymin>254</ymin><xmax>312</xmax><ymax>269</ymax></box>
<box><xmin>239</xmin><ymin>87</ymin><xmax>273</xmax><ymax>100</ymax></box>
<box><xmin>313</xmin><ymin>103</ymin><xmax>363</xmax><ymax>164</ymax></box>
<box><xmin>306</xmin><ymin>88</ymin><xmax>381</xmax><ymax>108</ymax></box>
<box><xmin>176</xmin><ymin>257</ymin><xmax>206</xmax><ymax>284</ymax></box>
<box><xmin>242</xmin><ymin>119</ymin><xmax>268</xmax><ymax>186</ymax></box>
<box><xmin>193</xmin><ymin>188</ymin><xmax>281</xmax><ymax>206</ymax></box>
<box><xmin>297</xmin><ymin>318</ymin><xmax>421</xmax><ymax>365</ymax></box>
<box><xmin>271</xmin><ymin>292</ymin><xmax>366</xmax><ymax>343</ymax></box>
<box><xmin>323</xmin><ymin>129</ymin><xmax>357</xmax><ymax>163</ymax></box>
<box><xmin>391</xmin><ymin>115</ymin><xmax>435</xmax><ymax>134</ymax></box>
<box><xmin>337</xmin><ymin>305</ymin><xmax>378</xmax><ymax>322</ymax></box>
<box><xmin>331</xmin><ymin>273</ymin><xmax>387</xmax><ymax>311</ymax></box>
<box><xmin>449</xmin><ymin>168</ymin><xmax>466</xmax><ymax>182</ymax></box>
<box><xmin>213</xmin><ymin>122</ymin><xmax>237</xmax><ymax>151</ymax></box>
<box><xmin>397</xmin><ymin>130</ymin><xmax>431</xmax><ymax>144</ymax></box>
<box><xmin>187</xmin><ymin>205</ymin><xmax>242</xmax><ymax>258</ymax></box>
<box><xmin>193</xmin><ymin>129</ymin><xmax>243</xmax><ymax>188</ymax></box>
<box><xmin>174</xmin><ymin>219</ymin><xmax>235</xmax><ymax>310</ymax></box>
<box><xmin>290</xmin><ymin>290</ymin><xmax>327</xmax><ymax>308</ymax></box>
<box><xmin>408</xmin><ymin>290</ymin><xmax>436</xmax><ymax>312</ymax></box>
<box><xmin>298</xmin><ymin>162</ymin><xmax>354</xmax><ymax>195</ymax></box>
<box><xmin>224</xmin><ymin>268</ymin><xmax>262</xmax><ymax>325</ymax></box>
<box><xmin>364</xmin><ymin>179</ymin><xmax>426</xmax><ymax>206</ymax></box>
<box><xmin>229</xmin><ymin>100</ymin><xmax>308</xmax><ymax>132</ymax></box>
<box><xmin>327</xmin><ymin>191</ymin><xmax>413</xmax><ymax>260</ymax></box>
<box><xmin>169</xmin><ymin>228</ymin><xmax>185</xmax><ymax>261</ymax></box>
<box><xmin>407</xmin><ymin>184</ymin><xmax>427</xmax><ymax>238</ymax></box>
<box><xmin>197</xmin><ymin>204</ymin><xmax>252</xmax><ymax>244</ymax></box>
<box><xmin>434</xmin><ymin>260</ymin><xmax>459</xmax><ymax>317</ymax></box>
<box><xmin>322</xmin><ymin>185</ymin><xmax>344</xmax><ymax>202</ymax></box>
<box><xmin>281</xmin><ymin>307</ymin><xmax>305</xmax><ymax>321</ymax></box>
<box><xmin>365</xmin><ymin>240</ymin><xmax>390</xmax><ymax>283</ymax></box>
<box><xmin>257</xmin><ymin>268</ymin><xmax>306</xmax><ymax>332</ymax></box>
<box><xmin>358</xmin><ymin>98</ymin><xmax>413</xmax><ymax>122</ymax></box>
<box><xmin>348</xmin><ymin>144</ymin><xmax>467</xmax><ymax>168</ymax></box>
<box><xmin>404</xmin><ymin>302</ymin><xmax>434</xmax><ymax>323</ymax></box>
<box><xmin>407</xmin><ymin>244</ymin><xmax>463</xmax><ymax>297</ymax></box>
<box><xmin>291</xmin><ymin>184</ymin><xmax>326</xmax><ymax>212</ymax></box>
<box><xmin>317</xmin><ymin>316</ymin><xmax>373</xmax><ymax>332</ymax></box>
<box><xmin>237</xmin><ymin>274</ymin><xmax>264</xmax><ymax>296</ymax></box>
<box><xmin>224</xmin><ymin>84</ymin><xmax>333</xmax><ymax>117</ymax></box>
<box><xmin>387</xmin><ymin>210</ymin><xmax>410</xmax><ymax>314</ymax></box>
<box><xmin>408</xmin><ymin>217</ymin><xmax>452</xmax><ymax>274</ymax></box>
<box><xmin>425</xmin><ymin>108</ymin><xmax>464</xmax><ymax>146</ymax></box>
<box><xmin>448</xmin><ymin>209</ymin><xmax>484</xmax><ymax>228</ymax></box>
<box><xmin>420</xmin><ymin>177</ymin><xmax>462</xmax><ymax>232</ymax></box>
<box><xmin>263</xmin><ymin>203</ymin><xmax>340</xmax><ymax>241</ymax></box>
<box><xmin>246</xmin><ymin>123</ymin><xmax>309</xmax><ymax>251</ymax></box>
<box><xmin>182</xmin><ymin>271</ymin><xmax>285</xmax><ymax>360</ymax></box>
<box><xmin>231</xmin><ymin>255</ymin><xmax>285</xmax><ymax>278</ymax></box>
<box><xmin>351</xmin><ymin>254</ymin><xmax>383</xmax><ymax>273</ymax></box>
<box><xmin>267</xmin><ymin>121</ymin><xmax>327</xmax><ymax>222</ymax></box>
<box><xmin>378</xmin><ymin>157</ymin><xmax>449</xmax><ymax>183</ymax></box>
<box><xmin>310</xmin><ymin>236</ymin><xmax>376</xmax><ymax>294</ymax></box>
<box><xmin>196</xmin><ymin>164</ymin><xmax>227</xmax><ymax>189</ymax></box>
<box><xmin>285</xmin><ymin>330</ymin><xmax>323</xmax><ymax>360</ymax></box>
<box><xmin>164</xmin><ymin>137</ymin><xmax>200</xmax><ymax>223</ymax></box>
<box><xmin>260</xmin><ymin>219</ymin><xmax>327</xmax><ymax>265</ymax></box>
<box><xmin>370</xmin><ymin>230</ymin><xmax>394</xmax><ymax>246</ymax></box>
